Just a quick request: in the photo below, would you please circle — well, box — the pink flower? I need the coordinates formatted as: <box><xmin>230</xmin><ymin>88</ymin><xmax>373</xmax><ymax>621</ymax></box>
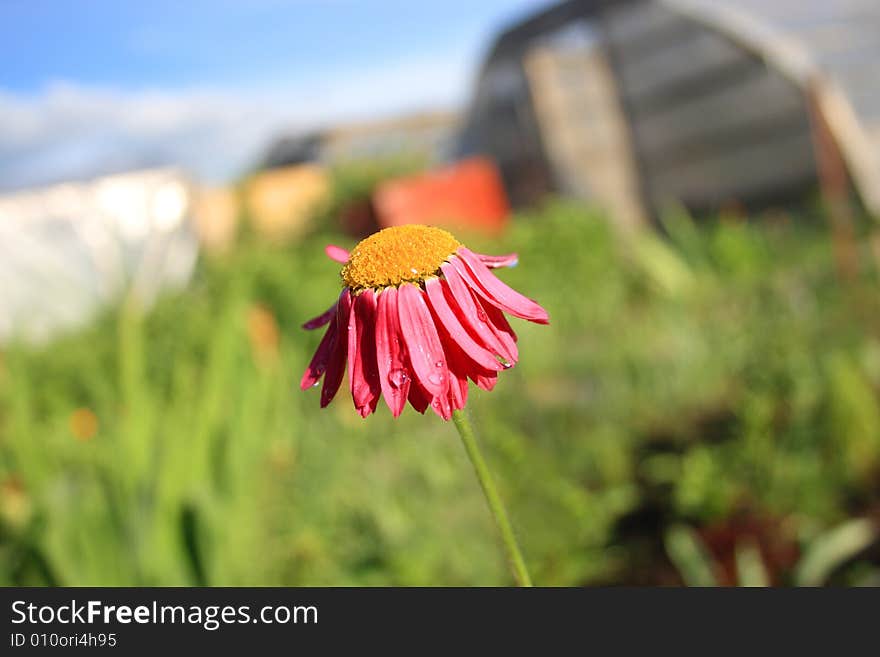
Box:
<box><xmin>300</xmin><ymin>225</ymin><xmax>549</xmax><ymax>420</ymax></box>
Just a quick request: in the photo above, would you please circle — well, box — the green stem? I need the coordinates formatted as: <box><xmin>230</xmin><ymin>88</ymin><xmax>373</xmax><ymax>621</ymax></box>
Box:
<box><xmin>451</xmin><ymin>409</ymin><xmax>533</xmax><ymax>587</ymax></box>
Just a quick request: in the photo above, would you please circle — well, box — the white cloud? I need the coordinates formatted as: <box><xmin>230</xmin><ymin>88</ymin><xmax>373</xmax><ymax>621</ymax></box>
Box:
<box><xmin>0</xmin><ymin>83</ymin><xmax>284</xmax><ymax>190</ymax></box>
<box><xmin>0</xmin><ymin>50</ymin><xmax>474</xmax><ymax>191</ymax></box>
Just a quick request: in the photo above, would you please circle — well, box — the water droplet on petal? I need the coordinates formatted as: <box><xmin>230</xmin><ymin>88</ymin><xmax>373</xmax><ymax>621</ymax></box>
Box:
<box><xmin>434</xmin><ymin>360</ymin><xmax>443</xmax><ymax>368</ymax></box>
<box><xmin>388</xmin><ymin>368</ymin><xmax>409</xmax><ymax>388</ymax></box>
<box><xmin>476</xmin><ymin>308</ymin><xmax>488</xmax><ymax>322</ymax></box>
<box><xmin>431</xmin><ymin>398</ymin><xmax>441</xmax><ymax>408</ymax></box>
<box><xmin>428</xmin><ymin>372</ymin><xmax>444</xmax><ymax>386</ymax></box>
<box><xmin>311</xmin><ymin>381</ymin><xmax>320</xmax><ymax>388</ymax></box>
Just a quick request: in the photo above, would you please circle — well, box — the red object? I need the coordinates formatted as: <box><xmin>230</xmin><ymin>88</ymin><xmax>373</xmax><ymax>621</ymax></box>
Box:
<box><xmin>299</xmin><ymin>228</ymin><xmax>548</xmax><ymax>420</ymax></box>
<box><xmin>374</xmin><ymin>157</ymin><xmax>509</xmax><ymax>235</ymax></box>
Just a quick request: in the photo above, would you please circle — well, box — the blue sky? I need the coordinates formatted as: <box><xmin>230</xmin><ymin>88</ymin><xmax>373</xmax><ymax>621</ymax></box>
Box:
<box><xmin>0</xmin><ymin>0</ymin><xmax>549</xmax><ymax>189</ymax></box>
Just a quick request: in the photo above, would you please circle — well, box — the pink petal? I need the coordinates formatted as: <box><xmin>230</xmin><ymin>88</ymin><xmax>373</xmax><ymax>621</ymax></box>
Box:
<box><xmin>477</xmin><ymin>293</ymin><xmax>519</xmax><ymax>364</ymax></box>
<box><xmin>348</xmin><ymin>290</ymin><xmax>380</xmax><ymax>418</ymax></box>
<box><xmin>474</xmin><ymin>370</ymin><xmax>498</xmax><ymax>391</ymax></box>
<box><xmin>424</xmin><ymin>277</ymin><xmax>503</xmax><ymax>372</ymax></box>
<box><xmin>302</xmin><ymin>302</ymin><xmax>337</xmax><ymax>330</ymax></box>
<box><xmin>321</xmin><ymin>289</ymin><xmax>352</xmax><ymax>407</ymax></box>
<box><xmin>454</xmin><ymin>247</ymin><xmax>549</xmax><ymax>324</ymax></box>
<box><xmin>375</xmin><ymin>287</ymin><xmax>411</xmax><ymax>417</ymax></box>
<box><xmin>447</xmin><ymin>342</ymin><xmax>498</xmax><ymax>390</ymax></box>
<box><xmin>325</xmin><ymin>244</ymin><xmax>350</xmax><ymax>263</ymax></box>
<box><xmin>300</xmin><ymin>318</ymin><xmax>337</xmax><ymax>390</ymax></box>
<box><xmin>454</xmin><ymin>374</ymin><xmax>468</xmax><ymax>409</ymax></box>
<box><xmin>475</xmin><ymin>251</ymin><xmax>518</xmax><ymax>268</ymax></box>
<box><xmin>440</xmin><ymin>262</ymin><xmax>516</xmax><ymax>363</ymax></box>
<box><xmin>407</xmin><ymin>382</ymin><xmax>431</xmax><ymax>414</ymax></box>
<box><xmin>430</xmin><ymin>391</ymin><xmax>453</xmax><ymax>421</ymax></box>
<box><xmin>443</xmin><ymin>343</ymin><xmax>470</xmax><ymax>411</ymax></box>
<box><xmin>397</xmin><ymin>283</ymin><xmax>450</xmax><ymax>399</ymax></box>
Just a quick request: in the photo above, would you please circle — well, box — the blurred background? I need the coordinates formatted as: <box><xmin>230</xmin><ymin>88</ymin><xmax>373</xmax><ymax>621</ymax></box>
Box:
<box><xmin>2</xmin><ymin>0</ymin><xmax>880</xmax><ymax>586</ymax></box>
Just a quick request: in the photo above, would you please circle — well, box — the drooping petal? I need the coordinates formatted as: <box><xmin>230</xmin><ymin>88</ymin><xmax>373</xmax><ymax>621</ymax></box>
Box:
<box><xmin>424</xmin><ymin>277</ymin><xmax>503</xmax><ymax>372</ymax></box>
<box><xmin>476</xmin><ymin>292</ymin><xmax>519</xmax><ymax>364</ymax></box>
<box><xmin>443</xmin><ymin>340</ymin><xmax>471</xmax><ymax>411</ymax></box>
<box><xmin>454</xmin><ymin>248</ymin><xmax>549</xmax><ymax>324</ymax></box>
<box><xmin>375</xmin><ymin>286</ymin><xmax>411</xmax><ymax>417</ymax></box>
<box><xmin>397</xmin><ymin>283</ymin><xmax>450</xmax><ymax>399</ymax></box>
<box><xmin>302</xmin><ymin>302</ymin><xmax>337</xmax><ymax>330</ymax></box>
<box><xmin>348</xmin><ymin>290</ymin><xmax>380</xmax><ymax>418</ymax></box>
<box><xmin>440</xmin><ymin>262</ymin><xmax>516</xmax><ymax>363</ymax></box>
<box><xmin>442</xmin><ymin>330</ymin><xmax>499</xmax><ymax>391</ymax></box>
<box><xmin>407</xmin><ymin>381</ymin><xmax>431</xmax><ymax>414</ymax></box>
<box><xmin>321</xmin><ymin>288</ymin><xmax>352</xmax><ymax>407</ymax></box>
<box><xmin>451</xmin><ymin>375</ymin><xmax>468</xmax><ymax>410</ymax></box>
<box><xmin>474</xmin><ymin>251</ymin><xmax>518</xmax><ymax>269</ymax></box>
<box><xmin>474</xmin><ymin>370</ymin><xmax>498</xmax><ymax>391</ymax></box>
<box><xmin>430</xmin><ymin>390</ymin><xmax>453</xmax><ymax>421</ymax></box>
<box><xmin>486</xmin><ymin>300</ymin><xmax>518</xmax><ymax>344</ymax></box>
<box><xmin>325</xmin><ymin>244</ymin><xmax>350</xmax><ymax>263</ymax></box>
<box><xmin>300</xmin><ymin>317</ymin><xmax>337</xmax><ymax>390</ymax></box>
<box><xmin>454</xmin><ymin>374</ymin><xmax>468</xmax><ymax>409</ymax></box>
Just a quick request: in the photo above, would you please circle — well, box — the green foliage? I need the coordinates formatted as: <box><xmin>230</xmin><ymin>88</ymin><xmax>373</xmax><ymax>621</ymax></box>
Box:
<box><xmin>1</xmin><ymin>199</ymin><xmax>879</xmax><ymax>586</ymax></box>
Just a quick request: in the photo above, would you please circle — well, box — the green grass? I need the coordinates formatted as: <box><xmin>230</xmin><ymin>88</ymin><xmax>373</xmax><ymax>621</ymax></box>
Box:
<box><xmin>1</xmin><ymin>198</ymin><xmax>879</xmax><ymax>586</ymax></box>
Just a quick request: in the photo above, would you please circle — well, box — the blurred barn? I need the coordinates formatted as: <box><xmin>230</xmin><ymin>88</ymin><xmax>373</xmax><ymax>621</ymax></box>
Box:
<box><xmin>194</xmin><ymin>111</ymin><xmax>463</xmax><ymax>247</ymax></box>
<box><xmin>458</xmin><ymin>0</ymin><xmax>880</xmax><ymax>227</ymax></box>
<box><xmin>261</xmin><ymin>111</ymin><xmax>460</xmax><ymax>169</ymax></box>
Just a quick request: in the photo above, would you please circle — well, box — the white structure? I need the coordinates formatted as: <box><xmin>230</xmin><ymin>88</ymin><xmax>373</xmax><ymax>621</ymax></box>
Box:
<box><xmin>0</xmin><ymin>168</ymin><xmax>199</xmax><ymax>343</ymax></box>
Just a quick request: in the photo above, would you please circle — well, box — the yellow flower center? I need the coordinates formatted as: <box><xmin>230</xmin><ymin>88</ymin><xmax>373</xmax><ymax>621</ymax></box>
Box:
<box><xmin>341</xmin><ymin>225</ymin><xmax>461</xmax><ymax>290</ymax></box>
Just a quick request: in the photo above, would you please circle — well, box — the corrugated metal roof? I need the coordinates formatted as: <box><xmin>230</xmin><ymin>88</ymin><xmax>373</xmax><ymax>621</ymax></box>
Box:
<box><xmin>666</xmin><ymin>0</ymin><xmax>880</xmax><ymax>214</ymax></box>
